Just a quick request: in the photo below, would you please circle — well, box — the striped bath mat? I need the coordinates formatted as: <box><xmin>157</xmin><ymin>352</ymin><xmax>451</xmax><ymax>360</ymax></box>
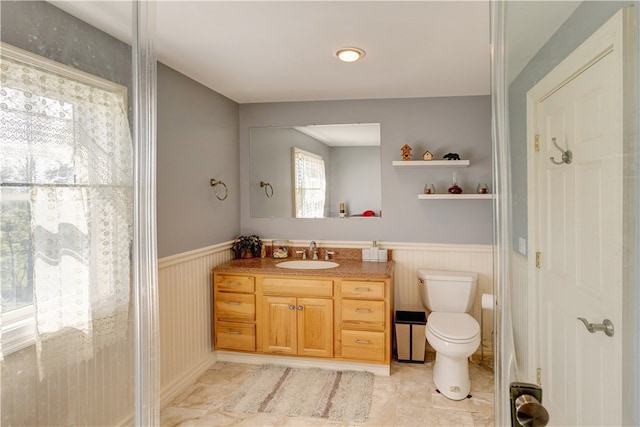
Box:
<box><xmin>224</xmin><ymin>364</ymin><xmax>374</xmax><ymax>422</ymax></box>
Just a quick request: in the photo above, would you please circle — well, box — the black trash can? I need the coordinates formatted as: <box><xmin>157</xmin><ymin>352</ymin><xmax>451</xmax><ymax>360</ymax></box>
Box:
<box><xmin>395</xmin><ymin>310</ymin><xmax>427</xmax><ymax>363</ymax></box>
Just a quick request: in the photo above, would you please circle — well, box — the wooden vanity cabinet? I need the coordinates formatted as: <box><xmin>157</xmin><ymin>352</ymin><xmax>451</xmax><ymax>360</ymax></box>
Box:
<box><xmin>213</xmin><ymin>274</ymin><xmax>256</xmax><ymax>351</ymax></box>
<box><xmin>212</xmin><ymin>268</ymin><xmax>393</xmax><ymax>367</ymax></box>
<box><xmin>260</xmin><ymin>277</ymin><xmax>334</xmax><ymax>358</ymax></box>
<box><xmin>338</xmin><ymin>280</ymin><xmax>390</xmax><ymax>363</ymax></box>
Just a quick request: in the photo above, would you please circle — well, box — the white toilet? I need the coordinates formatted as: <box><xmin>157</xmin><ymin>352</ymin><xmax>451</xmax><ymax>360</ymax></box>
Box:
<box><xmin>417</xmin><ymin>269</ymin><xmax>480</xmax><ymax>400</ymax></box>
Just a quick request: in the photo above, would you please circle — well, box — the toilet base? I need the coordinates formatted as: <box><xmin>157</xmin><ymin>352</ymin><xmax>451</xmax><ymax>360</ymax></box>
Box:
<box><xmin>432</xmin><ymin>352</ymin><xmax>471</xmax><ymax>400</ymax></box>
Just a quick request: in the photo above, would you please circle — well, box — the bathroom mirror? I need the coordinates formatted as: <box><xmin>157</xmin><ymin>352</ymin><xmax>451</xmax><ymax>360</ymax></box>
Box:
<box><xmin>250</xmin><ymin>123</ymin><xmax>381</xmax><ymax>218</ymax></box>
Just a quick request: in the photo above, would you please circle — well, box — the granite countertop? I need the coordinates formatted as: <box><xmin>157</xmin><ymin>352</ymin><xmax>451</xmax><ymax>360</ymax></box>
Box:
<box><xmin>213</xmin><ymin>257</ymin><xmax>395</xmax><ymax>279</ymax></box>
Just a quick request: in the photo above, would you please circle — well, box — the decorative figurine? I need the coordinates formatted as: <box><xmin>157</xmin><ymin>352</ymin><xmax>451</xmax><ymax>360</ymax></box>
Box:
<box><xmin>400</xmin><ymin>144</ymin><xmax>413</xmax><ymax>161</ymax></box>
<box><xmin>422</xmin><ymin>150</ymin><xmax>433</xmax><ymax>160</ymax></box>
<box><xmin>443</xmin><ymin>152</ymin><xmax>461</xmax><ymax>160</ymax></box>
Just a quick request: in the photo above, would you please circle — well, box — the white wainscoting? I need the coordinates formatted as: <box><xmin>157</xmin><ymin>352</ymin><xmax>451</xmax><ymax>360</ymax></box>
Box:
<box><xmin>157</xmin><ymin>241</ymin><xmax>495</xmax><ymax>406</ymax></box>
<box><xmin>158</xmin><ymin>242</ymin><xmax>233</xmax><ymax>407</ymax></box>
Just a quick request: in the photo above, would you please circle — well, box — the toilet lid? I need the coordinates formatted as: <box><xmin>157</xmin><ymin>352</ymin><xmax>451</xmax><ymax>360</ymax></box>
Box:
<box><xmin>427</xmin><ymin>312</ymin><xmax>479</xmax><ymax>342</ymax></box>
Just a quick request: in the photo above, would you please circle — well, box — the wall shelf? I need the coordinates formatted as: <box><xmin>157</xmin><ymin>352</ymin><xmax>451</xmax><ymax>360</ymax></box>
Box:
<box><xmin>392</xmin><ymin>160</ymin><xmax>470</xmax><ymax>167</ymax></box>
<box><xmin>418</xmin><ymin>194</ymin><xmax>493</xmax><ymax>200</ymax></box>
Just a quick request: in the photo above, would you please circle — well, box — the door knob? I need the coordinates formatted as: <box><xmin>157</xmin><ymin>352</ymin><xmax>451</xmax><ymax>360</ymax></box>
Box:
<box><xmin>577</xmin><ymin>317</ymin><xmax>614</xmax><ymax>337</ymax></box>
<box><xmin>515</xmin><ymin>394</ymin><xmax>549</xmax><ymax>427</ymax></box>
<box><xmin>510</xmin><ymin>382</ymin><xmax>548</xmax><ymax>427</ymax></box>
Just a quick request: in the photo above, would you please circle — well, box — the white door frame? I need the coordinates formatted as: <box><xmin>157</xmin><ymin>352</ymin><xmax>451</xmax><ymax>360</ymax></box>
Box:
<box><xmin>525</xmin><ymin>6</ymin><xmax>636</xmax><ymax>423</ymax></box>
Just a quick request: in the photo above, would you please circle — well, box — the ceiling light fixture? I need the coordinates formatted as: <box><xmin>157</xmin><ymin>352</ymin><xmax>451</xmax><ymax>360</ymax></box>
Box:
<box><xmin>335</xmin><ymin>47</ymin><xmax>365</xmax><ymax>63</ymax></box>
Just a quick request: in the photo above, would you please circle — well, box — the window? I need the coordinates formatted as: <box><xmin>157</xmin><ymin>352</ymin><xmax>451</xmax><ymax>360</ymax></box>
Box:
<box><xmin>0</xmin><ymin>43</ymin><xmax>132</xmax><ymax>361</ymax></box>
<box><xmin>293</xmin><ymin>147</ymin><xmax>326</xmax><ymax>218</ymax></box>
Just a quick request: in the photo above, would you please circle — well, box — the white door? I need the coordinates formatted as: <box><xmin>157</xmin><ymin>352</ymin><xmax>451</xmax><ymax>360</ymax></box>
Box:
<box><xmin>530</xmin><ymin>10</ymin><xmax>627</xmax><ymax>426</ymax></box>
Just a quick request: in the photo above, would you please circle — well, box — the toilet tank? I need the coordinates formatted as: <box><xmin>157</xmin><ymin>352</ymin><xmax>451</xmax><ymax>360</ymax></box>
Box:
<box><xmin>417</xmin><ymin>269</ymin><xmax>478</xmax><ymax>313</ymax></box>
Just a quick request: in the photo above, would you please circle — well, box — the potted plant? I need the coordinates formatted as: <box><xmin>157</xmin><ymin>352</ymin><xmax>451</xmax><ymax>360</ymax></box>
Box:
<box><xmin>232</xmin><ymin>235</ymin><xmax>262</xmax><ymax>259</ymax></box>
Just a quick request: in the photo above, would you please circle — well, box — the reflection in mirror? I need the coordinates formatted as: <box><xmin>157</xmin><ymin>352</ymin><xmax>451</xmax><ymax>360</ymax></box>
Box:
<box><xmin>250</xmin><ymin>123</ymin><xmax>381</xmax><ymax>218</ymax></box>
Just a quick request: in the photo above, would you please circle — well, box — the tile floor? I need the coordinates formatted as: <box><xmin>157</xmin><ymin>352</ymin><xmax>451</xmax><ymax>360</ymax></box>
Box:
<box><xmin>161</xmin><ymin>357</ymin><xmax>494</xmax><ymax>427</ymax></box>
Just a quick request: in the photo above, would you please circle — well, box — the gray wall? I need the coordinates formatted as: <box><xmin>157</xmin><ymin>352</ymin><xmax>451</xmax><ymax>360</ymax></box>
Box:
<box><xmin>0</xmin><ymin>1</ymin><xmax>133</xmax><ymax>118</ymax></box>
<box><xmin>240</xmin><ymin>96</ymin><xmax>492</xmax><ymax>244</ymax></box>
<box><xmin>329</xmin><ymin>146</ymin><xmax>381</xmax><ymax>217</ymax></box>
<box><xmin>250</xmin><ymin>127</ymin><xmax>331</xmax><ymax>218</ymax></box>
<box><xmin>157</xmin><ymin>63</ymin><xmax>240</xmax><ymax>257</ymax></box>
<box><xmin>508</xmin><ymin>1</ymin><xmax>633</xmax><ymax>251</ymax></box>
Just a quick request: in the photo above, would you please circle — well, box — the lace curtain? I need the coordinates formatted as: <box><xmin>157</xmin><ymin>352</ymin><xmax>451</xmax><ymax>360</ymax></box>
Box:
<box><xmin>0</xmin><ymin>46</ymin><xmax>132</xmax><ymax>376</ymax></box>
<box><xmin>293</xmin><ymin>147</ymin><xmax>326</xmax><ymax>218</ymax></box>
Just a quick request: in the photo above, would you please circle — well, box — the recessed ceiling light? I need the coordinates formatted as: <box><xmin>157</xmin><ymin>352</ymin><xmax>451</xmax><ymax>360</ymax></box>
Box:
<box><xmin>335</xmin><ymin>47</ymin><xmax>365</xmax><ymax>63</ymax></box>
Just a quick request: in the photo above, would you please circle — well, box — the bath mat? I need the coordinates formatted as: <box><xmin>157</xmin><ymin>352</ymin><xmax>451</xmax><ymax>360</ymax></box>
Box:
<box><xmin>224</xmin><ymin>364</ymin><xmax>374</xmax><ymax>422</ymax></box>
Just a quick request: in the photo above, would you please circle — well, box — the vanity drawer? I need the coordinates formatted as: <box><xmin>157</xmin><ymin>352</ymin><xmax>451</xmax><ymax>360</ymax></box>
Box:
<box><xmin>341</xmin><ymin>281</ymin><xmax>385</xmax><ymax>299</ymax></box>
<box><xmin>262</xmin><ymin>277</ymin><xmax>333</xmax><ymax>297</ymax></box>
<box><xmin>215</xmin><ymin>274</ymin><xmax>255</xmax><ymax>293</ymax></box>
<box><xmin>215</xmin><ymin>322</ymin><xmax>255</xmax><ymax>351</ymax></box>
<box><xmin>215</xmin><ymin>292</ymin><xmax>255</xmax><ymax>322</ymax></box>
<box><xmin>341</xmin><ymin>299</ymin><xmax>385</xmax><ymax>330</ymax></box>
<box><xmin>341</xmin><ymin>330</ymin><xmax>385</xmax><ymax>362</ymax></box>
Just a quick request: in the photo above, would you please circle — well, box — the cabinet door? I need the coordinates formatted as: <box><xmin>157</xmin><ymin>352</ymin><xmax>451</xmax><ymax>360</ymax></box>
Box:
<box><xmin>262</xmin><ymin>296</ymin><xmax>297</xmax><ymax>355</ymax></box>
<box><xmin>297</xmin><ymin>298</ymin><xmax>334</xmax><ymax>358</ymax></box>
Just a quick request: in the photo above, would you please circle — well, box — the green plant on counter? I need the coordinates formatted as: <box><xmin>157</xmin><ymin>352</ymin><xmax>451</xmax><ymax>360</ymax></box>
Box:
<box><xmin>232</xmin><ymin>235</ymin><xmax>262</xmax><ymax>259</ymax></box>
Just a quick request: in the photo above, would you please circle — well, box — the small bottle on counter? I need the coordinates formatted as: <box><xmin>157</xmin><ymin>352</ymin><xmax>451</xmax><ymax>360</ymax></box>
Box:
<box><xmin>272</xmin><ymin>240</ymin><xmax>289</xmax><ymax>258</ymax></box>
<box><xmin>339</xmin><ymin>203</ymin><xmax>346</xmax><ymax>218</ymax></box>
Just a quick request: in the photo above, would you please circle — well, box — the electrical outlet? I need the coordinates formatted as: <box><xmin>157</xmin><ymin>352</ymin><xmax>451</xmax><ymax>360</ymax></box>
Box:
<box><xmin>519</xmin><ymin>237</ymin><xmax>527</xmax><ymax>255</ymax></box>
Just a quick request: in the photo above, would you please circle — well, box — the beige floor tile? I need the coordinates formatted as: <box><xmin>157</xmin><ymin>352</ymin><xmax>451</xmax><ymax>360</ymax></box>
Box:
<box><xmin>471</xmin><ymin>412</ymin><xmax>495</xmax><ymax>427</ymax></box>
<box><xmin>432</xmin><ymin>391</ymin><xmax>494</xmax><ymax>416</ymax></box>
<box><xmin>160</xmin><ymin>406</ymin><xmax>208</xmax><ymax>426</ymax></box>
<box><xmin>362</xmin><ymin>401</ymin><xmax>397</xmax><ymax>426</ymax></box>
<box><xmin>423</xmin><ymin>407</ymin><xmax>476</xmax><ymax>427</ymax></box>
<box><xmin>160</xmin><ymin>360</ymin><xmax>495</xmax><ymax>427</ymax></box>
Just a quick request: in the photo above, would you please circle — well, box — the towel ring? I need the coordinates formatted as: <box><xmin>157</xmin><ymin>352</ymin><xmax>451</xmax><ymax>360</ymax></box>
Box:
<box><xmin>260</xmin><ymin>181</ymin><xmax>274</xmax><ymax>198</ymax></box>
<box><xmin>210</xmin><ymin>179</ymin><xmax>228</xmax><ymax>200</ymax></box>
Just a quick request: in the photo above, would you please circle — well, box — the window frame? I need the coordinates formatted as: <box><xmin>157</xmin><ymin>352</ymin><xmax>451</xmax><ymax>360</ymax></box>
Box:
<box><xmin>292</xmin><ymin>147</ymin><xmax>326</xmax><ymax>218</ymax></box>
<box><xmin>0</xmin><ymin>42</ymin><xmax>129</xmax><ymax>355</ymax></box>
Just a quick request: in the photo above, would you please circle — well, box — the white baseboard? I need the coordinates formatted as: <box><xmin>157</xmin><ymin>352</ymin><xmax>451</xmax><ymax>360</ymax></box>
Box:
<box><xmin>160</xmin><ymin>353</ymin><xmax>218</xmax><ymax>408</ymax></box>
<box><xmin>215</xmin><ymin>351</ymin><xmax>390</xmax><ymax>376</ymax></box>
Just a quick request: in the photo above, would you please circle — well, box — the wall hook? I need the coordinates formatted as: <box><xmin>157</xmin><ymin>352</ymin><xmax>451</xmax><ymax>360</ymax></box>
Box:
<box><xmin>210</xmin><ymin>178</ymin><xmax>228</xmax><ymax>200</ymax></box>
<box><xmin>549</xmin><ymin>137</ymin><xmax>573</xmax><ymax>165</ymax></box>
<box><xmin>260</xmin><ymin>181</ymin><xmax>274</xmax><ymax>198</ymax></box>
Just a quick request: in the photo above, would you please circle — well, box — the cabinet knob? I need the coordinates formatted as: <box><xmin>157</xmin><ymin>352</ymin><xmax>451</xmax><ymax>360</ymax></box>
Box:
<box><xmin>288</xmin><ymin>304</ymin><xmax>295</xmax><ymax>310</ymax></box>
<box><xmin>297</xmin><ymin>305</ymin><xmax>304</xmax><ymax>311</ymax></box>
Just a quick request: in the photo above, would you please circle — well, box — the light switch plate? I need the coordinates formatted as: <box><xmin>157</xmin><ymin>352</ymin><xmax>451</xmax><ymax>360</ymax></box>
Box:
<box><xmin>518</xmin><ymin>237</ymin><xmax>527</xmax><ymax>255</ymax></box>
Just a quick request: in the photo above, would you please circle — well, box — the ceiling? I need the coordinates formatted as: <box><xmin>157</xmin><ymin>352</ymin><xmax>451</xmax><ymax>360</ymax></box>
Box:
<box><xmin>293</xmin><ymin>123</ymin><xmax>380</xmax><ymax>146</ymax></box>
<box><xmin>49</xmin><ymin>1</ymin><xmax>579</xmax><ymax>104</ymax></box>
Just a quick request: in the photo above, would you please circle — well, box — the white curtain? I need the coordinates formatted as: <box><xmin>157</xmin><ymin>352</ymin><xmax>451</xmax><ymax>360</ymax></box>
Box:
<box><xmin>293</xmin><ymin>147</ymin><xmax>326</xmax><ymax>218</ymax></box>
<box><xmin>0</xmin><ymin>48</ymin><xmax>132</xmax><ymax>376</ymax></box>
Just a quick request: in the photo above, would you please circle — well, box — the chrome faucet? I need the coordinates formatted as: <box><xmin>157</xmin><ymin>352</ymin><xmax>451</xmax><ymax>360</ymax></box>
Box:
<box><xmin>309</xmin><ymin>241</ymin><xmax>319</xmax><ymax>260</ymax></box>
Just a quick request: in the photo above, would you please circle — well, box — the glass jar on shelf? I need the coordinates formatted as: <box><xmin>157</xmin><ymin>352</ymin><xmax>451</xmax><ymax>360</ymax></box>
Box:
<box><xmin>272</xmin><ymin>240</ymin><xmax>289</xmax><ymax>258</ymax></box>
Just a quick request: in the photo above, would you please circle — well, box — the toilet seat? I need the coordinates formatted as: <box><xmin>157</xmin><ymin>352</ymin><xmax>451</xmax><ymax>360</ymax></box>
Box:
<box><xmin>427</xmin><ymin>312</ymin><xmax>479</xmax><ymax>343</ymax></box>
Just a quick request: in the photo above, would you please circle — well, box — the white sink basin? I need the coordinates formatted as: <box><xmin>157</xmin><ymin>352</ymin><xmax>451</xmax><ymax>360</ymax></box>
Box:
<box><xmin>275</xmin><ymin>260</ymin><xmax>339</xmax><ymax>270</ymax></box>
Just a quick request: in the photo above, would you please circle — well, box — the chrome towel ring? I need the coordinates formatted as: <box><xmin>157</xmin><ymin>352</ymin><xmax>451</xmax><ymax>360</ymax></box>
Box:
<box><xmin>260</xmin><ymin>181</ymin><xmax>274</xmax><ymax>198</ymax></box>
<box><xmin>210</xmin><ymin>178</ymin><xmax>228</xmax><ymax>200</ymax></box>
